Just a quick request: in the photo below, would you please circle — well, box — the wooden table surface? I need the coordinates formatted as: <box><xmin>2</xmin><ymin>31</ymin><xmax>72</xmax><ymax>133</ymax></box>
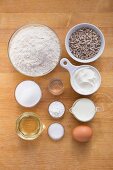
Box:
<box><xmin>0</xmin><ymin>0</ymin><xmax>113</xmax><ymax>169</ymax></box>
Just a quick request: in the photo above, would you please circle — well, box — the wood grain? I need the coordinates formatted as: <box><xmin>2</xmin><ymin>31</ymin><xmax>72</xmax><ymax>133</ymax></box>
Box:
<box><xmin>0</xmin><ymin>0</ymin><xmax>113</xmax><ymax>170</ymax></box>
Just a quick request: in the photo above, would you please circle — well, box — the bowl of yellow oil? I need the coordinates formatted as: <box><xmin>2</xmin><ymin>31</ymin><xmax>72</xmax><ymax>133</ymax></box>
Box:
<box><xmin>16</xmin><ymin>112</ymin><xmax>45</xmax><ymax>140</ymax></box>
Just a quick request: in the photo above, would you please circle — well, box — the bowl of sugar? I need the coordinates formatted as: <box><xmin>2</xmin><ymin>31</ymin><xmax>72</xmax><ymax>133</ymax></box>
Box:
<box><xmin>15</xmin><ymin>80</ymin><xmax>42</xmax><ymax>108</ymax></box>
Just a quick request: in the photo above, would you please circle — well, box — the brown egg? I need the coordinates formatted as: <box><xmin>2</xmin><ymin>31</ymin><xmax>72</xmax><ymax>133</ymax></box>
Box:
<box><xmin>72</xmin><ymin>125</ymin><xmax>93</xmax><ymax>142</ymax></box>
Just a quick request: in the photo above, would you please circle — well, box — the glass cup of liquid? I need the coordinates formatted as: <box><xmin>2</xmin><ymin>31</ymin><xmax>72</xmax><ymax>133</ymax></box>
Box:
<box><xmin>16</xmin><ymin>112</ymin><xmax>45</xmax><ymax>140</ymax></box>
<box><xmin>48</xmin><ymin>79</ymin><xmax>64</xmax><ymax>95</ymax></box>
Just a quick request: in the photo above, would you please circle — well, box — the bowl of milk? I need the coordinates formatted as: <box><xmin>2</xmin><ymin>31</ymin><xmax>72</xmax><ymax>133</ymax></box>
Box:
<box><xmin>69</xmin><ymin>98</ymin><xmax>97</xmax><ymax>122</ymax></box>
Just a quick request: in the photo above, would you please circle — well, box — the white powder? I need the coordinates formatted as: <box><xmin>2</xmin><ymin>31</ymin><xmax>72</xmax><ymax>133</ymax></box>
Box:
<box><xmin>15</xmin><ymin>80</ymin><xmax>42</xmax><ymax>107</ymax></box>
<box><xmin>48</xmin><ymin>123</ymin><xmax>64</xmax><ymax>141</ymax></box>
<box><xmin>48</xmin><ymin>101</ymin><xmax>65</xmax><ymax>119</ymax></box>
<box><xmin>9</xmin><ymin>25</ymin><xmax>61</xmax><ymax>77</ymax></box>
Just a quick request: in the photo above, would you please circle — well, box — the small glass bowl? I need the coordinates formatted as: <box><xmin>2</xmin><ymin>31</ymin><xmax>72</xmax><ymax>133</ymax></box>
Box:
<box><xmin>48</xmin><ymin>79</ymin><xmax>64</xmax><ymax>95</ymax></box>
<box><xmin>8</xmin><ymin>24</ymin><xmax>61</xmax><ymax>77</ymax></box>
<box><xmin>16</xmin><ymin>112</ymin><xmax>45</xmax><ymax>140</ymax></box>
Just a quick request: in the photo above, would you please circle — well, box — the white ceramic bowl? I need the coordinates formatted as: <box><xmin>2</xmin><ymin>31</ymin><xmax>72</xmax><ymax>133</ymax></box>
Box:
<box><xmin>65</xmin><ymin>23</ymin><xmax>105</xmax><ymax>63</ymax></box>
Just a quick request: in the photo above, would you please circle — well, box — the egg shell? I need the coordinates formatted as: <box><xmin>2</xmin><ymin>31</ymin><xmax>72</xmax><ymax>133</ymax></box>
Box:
<box><xmin>72</xmin><ymin>125</ymin><xmax>93</xmax><ymax>142</ymax></box>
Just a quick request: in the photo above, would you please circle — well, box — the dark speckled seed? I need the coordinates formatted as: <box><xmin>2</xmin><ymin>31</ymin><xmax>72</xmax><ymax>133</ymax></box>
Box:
<box><xmin>69</xmin><ymin>27</ymin><xmax>101</xmax><ymax>60</ymax></box>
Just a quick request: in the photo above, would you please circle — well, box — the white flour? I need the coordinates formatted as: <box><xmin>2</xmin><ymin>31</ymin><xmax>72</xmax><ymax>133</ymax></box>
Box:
<box><xmin>9</xmin><ymin>25</ymin><xmax>60</xmax><ymax>77</ymax></box>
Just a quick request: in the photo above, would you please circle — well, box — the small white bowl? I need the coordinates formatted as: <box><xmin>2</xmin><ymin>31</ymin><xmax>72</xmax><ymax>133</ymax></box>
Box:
<box><xmin>15</xmin><ymin>80</ymin><xmax>42</xmax><ymax>108</ymax></box>
<box><xmin>65</xmin><ymin>23</ymin><xmax>105</xmax><ymax>63</ymax></box>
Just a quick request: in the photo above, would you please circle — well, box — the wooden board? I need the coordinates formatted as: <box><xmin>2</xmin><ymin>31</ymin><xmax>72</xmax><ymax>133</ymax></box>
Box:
<box><xmin>0</xmin><ymin>0</ymin><xmax>113</xmax><ymax>169</ymax></box>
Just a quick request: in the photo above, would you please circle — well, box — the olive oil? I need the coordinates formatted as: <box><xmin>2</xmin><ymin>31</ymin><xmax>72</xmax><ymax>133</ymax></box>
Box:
<box><xmin>16</xmin><ymin>112</ymin><xmax>45</xmax><ymax>140</ymax></box>
<box><xmin>19</xmin><ymin>116</ymin><xmax>40</xmax><ymax>136</ymax></box>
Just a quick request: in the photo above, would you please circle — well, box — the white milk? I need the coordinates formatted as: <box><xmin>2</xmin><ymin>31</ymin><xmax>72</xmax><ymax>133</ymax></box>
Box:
<box><xmin>70</xmin><ymin>98</ymin><xmax>96</xmax><ymax>122</ymax></box>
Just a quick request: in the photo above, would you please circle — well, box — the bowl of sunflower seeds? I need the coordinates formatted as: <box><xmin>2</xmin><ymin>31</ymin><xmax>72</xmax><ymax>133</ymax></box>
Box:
<box><xmin>65</xmin><ymin>23</ymin><xmax>105</xmax><ymax>63</ymax></box>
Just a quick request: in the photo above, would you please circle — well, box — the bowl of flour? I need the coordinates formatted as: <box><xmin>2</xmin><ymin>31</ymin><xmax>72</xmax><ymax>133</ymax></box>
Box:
<box><xmin>8</xmin><ymin>24</ymin><xmax>61</xmax><ymax>77</ymax></box>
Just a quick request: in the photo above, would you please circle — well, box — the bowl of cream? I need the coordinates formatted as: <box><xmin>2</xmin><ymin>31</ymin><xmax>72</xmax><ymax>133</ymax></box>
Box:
<box><xmin>60</xmin><ymin>58</ymin><xmax>101</xmax><ymax>95</ymax></box>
